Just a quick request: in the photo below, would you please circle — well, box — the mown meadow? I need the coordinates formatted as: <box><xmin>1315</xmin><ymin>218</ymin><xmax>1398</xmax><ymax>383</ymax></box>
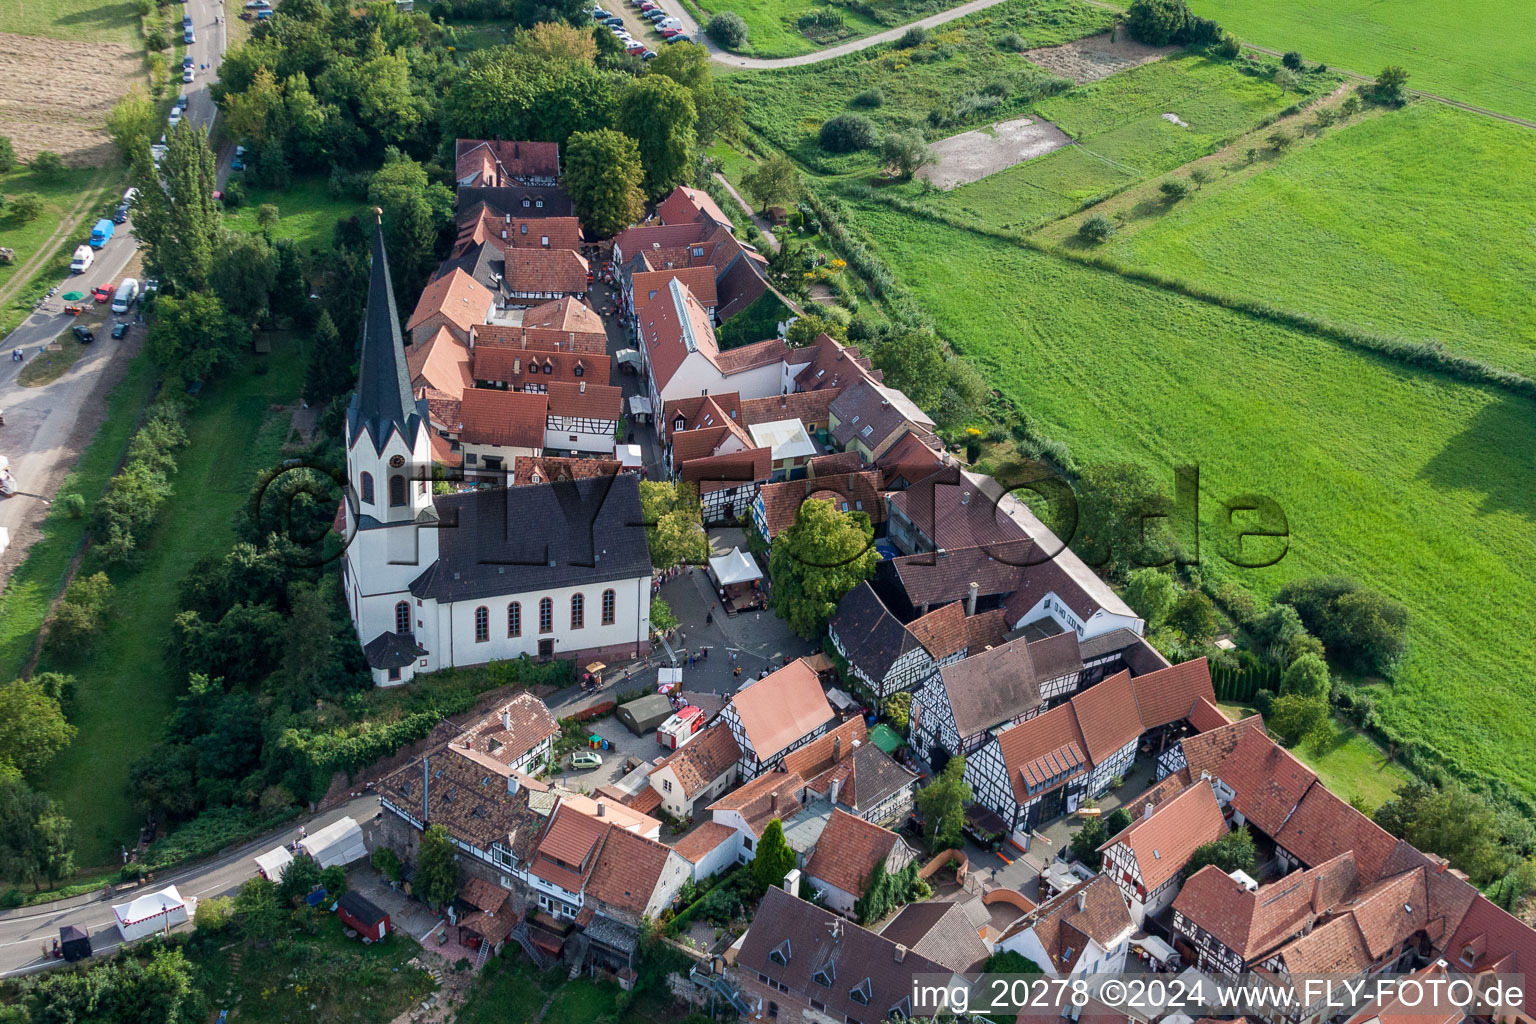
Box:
<box><xmin>1046</xmin><ymin>102</ymin><xmax>1536</xmax><ymax>378</ymax></box>
<box><xmin>843</xmin><ymin>199</ymin><xmax>1536</xmax><ymax>801</ymax></box>
<box><xmin>1189</xmin><ymin>0</ymin><xmax>1536</xmax><ymax>122</ymax></box>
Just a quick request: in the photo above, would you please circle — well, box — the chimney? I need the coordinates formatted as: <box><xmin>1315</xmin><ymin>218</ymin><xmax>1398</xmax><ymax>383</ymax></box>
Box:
<box><xmin>893</xmin><ymin>943</ymin><xmax>908</xmax><ymax>963</ymax></box>
<box><xmin>1144</xmin><ymin>802</ymin><xmax>1154</xmax><ymax>820</ymax></box>
<box><xmin>829</xmin><ymin>777</ymin><xmax>841</xmax><ymax>807</ymax></box>
<box><xmin>966</xmin><ymin>581</ymin><xmax>979</xmax><ymax>616</ymax></box>
<box><xmin>769</xmin><ymin>793</ymin><xmax>778</xmax><ymax>812</ymax></box>
<box><xmin>833</xmin><ymin>736</ymin><xmax>842</xmax><ymax>761</ymax></box>
<box><xmin>501</xmin><ymin>710</ymin><xmax>511</xmax><ymax>732</ymax></box>
<box><xmin>1076</xmin><ymin>890</ymin><xmax>1087</xmax><ymax>913</ymax></box>
<box><xmin>783</xmin><ymin>867</ymin><xmax>801</xmax><ymax>894</ymax></box>
<box><xmin>935</xmin><ymin>548</ymin><xmax>948</xmax><ymax>559</ymax></box>
<box><xmin>597</xmin><ymin>801</ymin><xmax>606</xmax><ymax>817</ymax></box>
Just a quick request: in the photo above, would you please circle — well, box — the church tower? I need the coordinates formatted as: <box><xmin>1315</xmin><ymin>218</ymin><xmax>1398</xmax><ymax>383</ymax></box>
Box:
<box><xmin>343</xmin><ymin>210</ymin><xmax>438</xmax><ymax>684</ymax></box>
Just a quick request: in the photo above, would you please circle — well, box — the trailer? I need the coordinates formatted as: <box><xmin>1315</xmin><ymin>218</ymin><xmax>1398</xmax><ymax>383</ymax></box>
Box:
<box><xmin>657</xmin><ymin>705</ymin><xmax>705</xmax><ymax>750</ymax></box>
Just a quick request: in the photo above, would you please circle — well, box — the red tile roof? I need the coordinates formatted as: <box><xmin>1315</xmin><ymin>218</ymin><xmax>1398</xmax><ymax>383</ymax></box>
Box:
<box><xmin>1000</xmin><ymin>874</ymin><xmax>1133</xmax><ymax>973</ymax></box>
<box><xmin>1174</xmin><ymin>853</ymin><xmax>1359</xmax><ymax>962</ymax></box>
<box><xmin>754</xmin><ymin>472</ymin><xmax>884</xmax><ymax>539</ymax></box>
<box><xmin>457</xmin><ymin>207</ymin><xmax>581</xmax><ymax>254</ymax></box>
<box><xmin>793</xmin><ymin>334</ymin><xmax>880</xmax><ymax>392</ymax></box>
<box><xmin>407</xmin><ymin>326</ymin><xmax>473</xmax><ymax>399</ymax></box>
<box><xmin>473</xmin><ymin>319</ymin><xmax>607</xmax><ymax>356</ymax></box>
<box><xmin>407</xmin><ymin>268</ymin><xmax>494</xmax><ymax>334</ymax></box>
<box><xmin>681</xmin><ymin>448</ymin><xmax>773</xmax><ymax>490</ymax></box>
<box><xmin>707</xmin><ymin>770</ymin><xmax>805</xmax><ymax>836</ymax></box>
<box><xmin>781</xmin><ymin>717</ymin><xmax>867</xmax><ymax>780</ymax></box>
<box><xmin>632</xmin><ymin>266</ymin><xmax>719</xmax><ymax>311</ymax></box>
<box><xmin>907</xmin><ymin>601</ymin><xmax>969</xmax><ymax>660</ymax></box>
<box><xmin>808</xmin><ymin>450</ymin><xmax>864</xmax><ymax>476</ymax></box>
<box><xmin>584</xmin><ymin>826</ymin><xmax>674</xmax><ymax>918</ymax></box>
<box><xmin>728</xmin><ymin>659</ymin><xmax>833</xmax><ymax>760</ymax></box>
<box><xmin>458</xmin><ymin>388</ymin><xmax>548</xmax><ymax>449</ymax></box>
<box><xmin>713</xmin><ymin>337</ymin><xmax>789</xmax><ymax>374</ymax></box>
<box><xmin>473</xmin><ymin>346</ymin><xmax>606</xmax><ymax>388</ymax></box>
<box><xmin>1220</xmin><ymin>726</ymin><xmax>1318</xmax><ymax>835</ymax></box>
<box><xmin>1186</xmin><ymin>696</ymin><xmax>1231</xmax><ymax>732</ymax></box>
<box><xmin>996</xmin><ymin>701</ymin><xmax>1089</xmax><ymax>802</ymax></box>
<box><xmin>1069</xmin><ymin>669</ymin><xmax>1143</xmax><ymax>763</ymax></box>
<box><xmin>1129</xmin><ymin>657</ymin><xmax>1216</xmax><ymax>730</ymax></box>
<box><xmin>451</xmin><ymin>692</ymin><xmax>560</xmax><ymax>766</ymax></box>
<box><xmin>670</xmin><ymin>422</ymin><xmax>752</xmax><ymax>465</ymax></box>
<box><xmin>740</xmin><ymin>389</ymin><xmax>841</xmax><ymax>431</ymax></box>
<box><xmin>1101</xmin><ymin>778</ymin><xmax>1227</xmax><ymax>891</ymax></box>
<box><xmin>547</xmin><ymin>380</ymin><xmax>622</xmax><ymax>421</ymax></box>
<box><xmin>654</xmin><ymin>724</ymin><xmax>741</xmax><ymax>798</ymax></box>
<box><xmin>671</xmin><ymin>821</ymin><xmax>736</xmax><ymax>863</ymax></box>
<box><xmin>455</xmin><ymin>139</ymin><xmax>560</xmax><ymax>186</ymax></box>
<box><xmin>656</xmin><ymin>184</ymin><xmax>732</xmax><ymax>229</ymax></box>
<box><xmin>638</xmin><ymin>279</ymin><xmax>717</xmax><ymax>392</ymax></box>
<box><xmin>512</xmin><ymin>456</ymin><xmax>620</xmax><ymax>486</ymax></box>
<box><xmin>1273</xmin><ymin>784</ymin><xmax>1401</xmax><ymax>883</ymax></box>
<box><xmin>519</xmin><ymin>296</ymin><xmax>606</xmax><ymax>337</ymax></box>
<box><xmin>803</xmin><ymin>808</ymin><xmax>905</xmax><ymax>899</ymax></box>
<box><xmin>502</xmin><ymin>247</ymin><xmax>589</xmax><ymax>295</ymax></box>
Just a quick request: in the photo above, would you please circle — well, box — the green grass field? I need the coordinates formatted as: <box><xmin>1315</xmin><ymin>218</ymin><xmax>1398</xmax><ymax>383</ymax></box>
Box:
<box><xmin>224</xmin><ymin>176</ymin><xmax>368</xmax><ymax>253</ymax></box>
<box><xmin>918</xmin><ymin>53</ymin><xmax>1331</xmax><ymax>229</ymax></box>
<box><xmin>1051</xmin><ymin>102</ymin><xmax>1536</xmax><ymax>378</ymax></box>
<box><xmin>728</xmin><ymin>0</ymin><xmax>1114</xmax><ymax>169</ymax></box>
<box><xmin>0</xmin><ymin>164</ymin><xmax>117</xmax><ymax>293</ymax></box>
<box><xmin>1218</xmin><ymin>704</ymin><xmax>1407</xmax><ymax>810</ymax></box>
<box><xmin>1188</xmin><ymin>0</ymin><xmax>1536</xmax><ymax>122</ymax></box>
<box><xmin>846</xmin><ymin>200</ymin><xmax>1536</xmax><ymax>804</ymax></box>
<box><xmin>694</xmin><ymin>0</ymin><xmax>892</xmax><ymax>58</ymax></box>
<box><xmin>0</xmin><ymin>0</ymin><xmax>141</xmax><ymax>45</ymax></box>
<box><xmin>36</xmin><ymin>342</ymin><xmax>306</xmax><ymax>867</ymax></box>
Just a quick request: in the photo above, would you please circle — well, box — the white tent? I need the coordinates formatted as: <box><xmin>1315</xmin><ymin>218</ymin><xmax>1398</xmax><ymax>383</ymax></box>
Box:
<box><xmin>254</xmin><ymin>845</ymin><xmax>294</xmax><ymax>882</ymax></box>
<box><xmin>615</xmin><ymin>442</ymin><xmax>643</xmax><ymax>468</ymax></box>
<box><xmin>299</xmin><ymin>816</ymin><xmax>368</xmax><ymax>869</ymax></box>
<box><xmin>708</xmin><ymin>547</ymin><xmax>761</xmax><ymax>587</ymax></box>
<box><xmin>113</xmin><ymin>884</ymin><xmax>190</xmax><ymax>942</ymax></box>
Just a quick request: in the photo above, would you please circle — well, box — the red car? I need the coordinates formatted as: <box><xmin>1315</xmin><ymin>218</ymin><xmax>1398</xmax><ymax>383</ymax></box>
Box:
<box><xmin>626</xmin><ymin>41</ymin><xmax>646</xmax><ymax>53</ymax></box>
<box><xmin>91</xmin><ymin>284</ymin><xmax>114</xmax><ymax>303</ymax></box>
<box><xmin>660</xmin><ymin>26</ymin><xmax>681</xmax><ymax>35</ymax></box>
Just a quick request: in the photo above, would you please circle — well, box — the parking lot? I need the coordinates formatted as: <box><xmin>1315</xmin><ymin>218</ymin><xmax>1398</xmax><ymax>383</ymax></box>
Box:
<box><xmin>550</xmin><ymin>711</ymin><xmax>670</xmax><ymax>794</ymax></box>
<box><xmin>593</xmin><ymin>0</ymin><xmax>691</xmax><ymax>59</ymax></box>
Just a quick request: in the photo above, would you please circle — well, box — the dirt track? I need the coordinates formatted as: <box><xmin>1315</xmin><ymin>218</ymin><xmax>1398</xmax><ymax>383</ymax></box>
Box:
<box><xmin>0</xmin><ymin>32</ymin><xmax>138</xmax><ymax>166</ymax></box>
<box><xmin>1022</xmin><ymin>31</ymin><xmax>1176</xmax><ymax>84</ymax></box>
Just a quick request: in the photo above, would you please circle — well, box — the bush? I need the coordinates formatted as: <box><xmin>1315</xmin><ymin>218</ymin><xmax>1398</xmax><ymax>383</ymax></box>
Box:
<box><xmin>195</xmin><ymin>896</ymin><xmax>234</xmax><ymax>932</ymax></box>
<box><xmin>819</xmin><ymin>113</ymin><xmax>879</xmax><ymax>153</ymax></box>
<box><xmin>1341</xmin><ymin>94</ymin><xmax>1362</xmax><ymax>116</ymax></box>
<box><xmin>851</xmin><ymin>87</ymin><xmax>884</xmax><ymax>108</ymax></box>
<box><xmin>59</xmin><ymin>493</ymin><xmax>86</xmax><ymax>519</ymax></box>
<box><xmin>9</xmin><ymin>192</ymin><xmax>43</xmax><ymax>222</ymax></box>
<box><xmin>996</xmin><ymin>31</ymin><xmax>1025</xmax><ymax>50</ymax></box>
<box><xmin>0</xmin><ymin>136</ymin><xmax>14</xmax><ymax>174</ymax></box>
<box><xmin>145</xmin><ymin>27</ymin><xmax>169</xmax><ymax>51</ymax></box>
<box><xmin>706</xmin><ymin>11</ymin><xmax>748</xmax><ymax>48</ymax></box>
<box><xmin>1159</xmin><ymin>178</ymin><xmax>1191</xmax><ymax>203</ymax></box>
<box><xmin>1126</xmin><ymin>0</ymin><xmax>1189</xmax><ymax>45</ymax></box>
<box><xmin>222</xmin><ymin>179</ymin><xmax>245</xmax><ymax>209</ymax></box>
<box><xmin>371</xmin><ymin>846</ymin><xmax>403</xmax><ymax>883</ymax></box>
<box><xmin>1268</xmin><ymin>128</ymin><xmax>1295</xmax><ymax>151</ymax></box>
<box><xmin>1281</xmin><ymin>50</ymin><xmax>1303</xmax><ymax>70</ymax></box>
<box><xmin>30</xmin><ymin>151</ymin><xmax>66</xmax><ymax>179</ymax></box>
<box><xmin>896</xmin><ymin>25</ymin><xmax>928</xmax><ymax>48</ymax></box>
<box><xmin>1077</xmin><ymin>213</ymin><xmax>1115</xmax><ymax>244</ymax></box>
<box><xmin>1214</xmin><ymin>32</ymin><xmax>1240</xmax><ymax>59</ymax></box>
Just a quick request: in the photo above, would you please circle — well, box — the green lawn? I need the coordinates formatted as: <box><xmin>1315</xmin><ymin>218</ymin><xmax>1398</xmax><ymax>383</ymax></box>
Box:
<box><xmin>728</xmin><ymin>0</ymin><xmax>1115</xmax><ymax>170</ymax></box>
<box><xmin>0</xmin><ymin>0</ymin><xmax>141</xmax><ymax>45</ymax></box>
<box><xmin>1051</xmin><ymin>102</ymin><xmax>1536</xmax><ymax>378</ymax></box>
<box><xmin>1217</xmin><ymin>704</ymin><xmax>1407</xmax><ymax>810</ymax></box>
<box><xmin>0</xmin><ymin>164</ymin><xmax>118</xmax><ymax>296</ymax></box>
<box><xmin>922</xmin><ymin>53</ymin><xmax>1331</xmax><ymax>229</ymax></box>
<box><xmin>37</xmin><ymin>342</ymin><xmax>306</xmax><ymax>867</ymax></box>
<box><xmin>692</xmin><ymin>0</ymin><xmax>892</xmax><ymax>59</ymax></box>
<box><xmin>847</xmin><ymin>201</ymin><xmax>1536</xmax><ymax>805</ymax></box>
<box><xmin>189</xmin><ymin>914</ymin><xmax>435</xmax><ymax>1023</ymax></box>
<box><xmin>458</xmin><ymin>957</ymin><xmax>561</xmax><ymax>1024</ymax></box>
<box><xmin>443</xmin><ymin>18</ymin><xmax>520</xmax><ymax>51</ymax></box>
<box><xmin>224</xmin><ymin>176</ymin><xmax>368</xmax><ymax>254</ymax></box>
<box><xmin>1188</xmin><ymin>0</ymin><xmax>1536</xmax><ymax>122</ymax></box>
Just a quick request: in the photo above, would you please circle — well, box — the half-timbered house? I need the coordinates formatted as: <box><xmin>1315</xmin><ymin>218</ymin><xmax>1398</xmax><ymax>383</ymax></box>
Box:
<box><xmin>717</xmin><ymin>659</ymin><xmax>835</xmax><ymax>779</ymax></box>
<box><xmin>995</xmin><ymin>874</ymin><xmax>1135</xmax><ymax>977</ymax></box>
<box><xmin>544</xmin><ymin>381</ymin><xmax>621</xmax><ymax>455</ymax></box>
<box><xmin>827</xmin><ymin>583</ymin><xmax>1007</xmax><ymax>701</ymax></box>
<box><xmin>1097</xmin><ymin>777</ymin><xmax>1228</xmax><ymax>926</ymax></box>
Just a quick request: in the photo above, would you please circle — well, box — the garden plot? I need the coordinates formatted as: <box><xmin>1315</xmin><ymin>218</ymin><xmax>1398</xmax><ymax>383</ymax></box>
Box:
<box><xmin>1022</xmin><ymin>31</ymin><xmax>1175</xmax><ymax>84</ymax></box>
<box><xmin>919</xmin><ymin>115</ymin><xmax>1071</xmax><ymax>189</ymax></box>
<box><xmin>0</xmin><ymin>32</ymin><xmax>139</xmax><ymax>166</ymax></box>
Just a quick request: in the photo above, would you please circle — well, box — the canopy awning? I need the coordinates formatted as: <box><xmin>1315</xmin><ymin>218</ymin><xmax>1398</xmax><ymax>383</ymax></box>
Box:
<box><xmin>1134</xmin><ymin>934</ymin><xmax>1177</xmax><ymax>962</ymax></box>
<box><xmin>616</xmin><ymin>348</ymin><xmax>644</xmax><ymax>368</ymax></box>
<box><xmin>254</xmin><ymin>845</ymin><xmax>294</xmax><ymax>881</ymax></box>
<box><xmin>708</xmin><ymin>547</ymin><xmax>761</xmax><ymax>586</ymax></box>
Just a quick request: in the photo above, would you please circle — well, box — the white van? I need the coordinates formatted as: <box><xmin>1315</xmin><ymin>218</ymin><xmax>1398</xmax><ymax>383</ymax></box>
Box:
<box><xmin>657</xmin><ymin>16</ymin><xmax>681</xmax><ymax>27</ymax></box>
<box><xmin>110</xmin><ymin>278</ymin><xmax>140</xmax><ymax>314</ymax></box>
<box><xmin>69</xmin><ymin>245</ymin><xmax>94</xmax><ymax>274</ymax></box>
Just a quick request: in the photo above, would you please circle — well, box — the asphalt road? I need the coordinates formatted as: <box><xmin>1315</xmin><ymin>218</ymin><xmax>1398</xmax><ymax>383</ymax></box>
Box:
<box><xmin>0</xmin><ymin>795</ymin><xmax>381</xmax><ymax>977</ymax></box>
<box><xmin>0</xmin><ymin>0</ymin><xmax>229</xmax><ymax>562</ymax></box>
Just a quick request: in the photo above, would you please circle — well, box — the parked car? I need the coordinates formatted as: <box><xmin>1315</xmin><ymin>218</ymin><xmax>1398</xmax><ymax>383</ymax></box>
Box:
<box><xmin>641</xmin><ymin>49</ymin><xmax>657</xmax><ymax>58</ymax></box>
<box><xmin>591</xmin><ymin>6</ymin><xmax>610</xmax><ymax>15</ymax></box>
<box><xmin>91</xmin><ymin>284</ymin><xmax>113</xmax><ymax>303</ymax></box>
<box><xmin>111</xmin><ymin>322</ymin><xmax>130</xmax><ymax>339</ymax></box>
<box><xmin>664</xmin><ymin>32</ymin><xmax>690</xmax><ymax>41</ymax></box>
<box><xmin>183</xmin><ymin>66</ymin><xmax>195</xmax><ymax>83</ymax></box>
<box><xmin>255</xmin><ymin>8</ymin><xmax>273</xmax><ymax>17</ymax></box>
<box><xmin>646</xmin><ymin>11</ymin><xmax>667</xmax><ymax>21</ymax></box>
<box><xmin>232</xmin><ymin>144</ymin><xmax>246</xmax><ymax>171</ymax></box>
<box><xmin>603</xmin><ymin>15</ymin><xmax>623</xmax><ymax>25</ymax></box>
<box><xmin>182</xmin><ymin>54</ymin><xmax>193</xmax><ymax>68</ymax></box>
<box><xmin>660</xmin><ymin>26</ymin><xmax>681</xmax><ymax>36</ymax></box>
<box><xmin>570</xmin><ymin>751</ymin><xmax>603</xmax><ymax>770</ymax></box>
<box><xmin>72</xmin><ymin>325</ymin><xmax>94</xmax><ymax>344</ymax></box>
<box><xmin>626</xmin><ymin>42</ymin><xmax>646</xmax><ymax>53</ymax></box>
<box><xmin>168</xmin><ymin>108</ymin><xmax>181</xmax><ymax>129</ymax></box>
<box><xmin>243</xmin><ymin>0</ymin><xmax>272</xmax><ymax>7</ymax></box>
<box><xmin>112</xmin><ymin>202</ymin><xmax>130</xmax><ymax>224</ymax></box>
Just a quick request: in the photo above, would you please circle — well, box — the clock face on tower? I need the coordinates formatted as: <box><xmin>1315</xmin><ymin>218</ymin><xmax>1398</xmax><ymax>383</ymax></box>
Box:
<box><xmin>389</xmin><ymin>455</ymin><xmax>406</xmax><ymax>468</ymax></box>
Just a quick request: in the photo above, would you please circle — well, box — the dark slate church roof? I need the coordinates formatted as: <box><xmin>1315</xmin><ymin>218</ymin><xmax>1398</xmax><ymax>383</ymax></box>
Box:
<box><xmin>363</xmin><ymin>631</ymin><xmax>428</xmax><ymax>669</ymax></box>
<box><xmin>349</xmin><ymin>214</ymin><xmax>427</xmax><ymax>454</ymax></box>
<box><xmin>410</xmin><ymin>475</ymin><xmax>652</xmax><ymax>603</ymax></box>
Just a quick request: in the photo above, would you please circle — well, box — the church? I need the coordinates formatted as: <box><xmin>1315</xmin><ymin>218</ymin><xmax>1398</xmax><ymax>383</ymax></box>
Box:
<box><xmin>342</xmin><ymin>216</ymin><xmax>654</xmax><ymax>686</ymax></box>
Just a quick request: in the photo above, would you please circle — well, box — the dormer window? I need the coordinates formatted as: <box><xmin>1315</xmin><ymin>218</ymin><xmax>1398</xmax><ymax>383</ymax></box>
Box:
<box><xmin>769</xmin><ymin>940</ymin><xmax>791</xmax><ymax>966</ymax></box>
<box><xmin>888</xmin><ymin>996</ymin><xmax>911</xmax><ymax>1020</ymax></box>
<box><xmin>850</xmin><ymin>979</ymin><xmax>872</xmax><ymax>1005</ymax></box>
<box><xmin>574</xmin><ymin>364</ymin><xmax>583</xmax><ymax>377</ymax></box>
<box><xmin>692</xmin><ymin>246</ymin><xmax>704</xmax><ymax>257</ymax></box>
<box><xmin>674</xmin><ymin>417</ymin><xmax>686</xmax><ymax>432</ymax></box>
<box><xmin>813</xmin><ymin>965</ymin><xmax>834</xmax><ymax>987</ymax></box>
<box><xmin>522</xmin><ymin>199</ymin><xmax>531</xmax><ymax>208</ymax></box>
<box><xmin>535</xmin><ymin>199</ymin><xmax>543</xmax><ymax>208</ymax></box>
<box><xmin>1461</xmin><ymin>946</ymin><xmax>1477</xmax><ymax>966</ymax></box>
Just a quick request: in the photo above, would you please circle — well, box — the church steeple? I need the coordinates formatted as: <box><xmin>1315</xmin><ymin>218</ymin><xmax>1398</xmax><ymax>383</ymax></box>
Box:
<box><xmin>349</xmin><ymin>209</ymin><xmax>424</xmax><ymax>452</ymax></box>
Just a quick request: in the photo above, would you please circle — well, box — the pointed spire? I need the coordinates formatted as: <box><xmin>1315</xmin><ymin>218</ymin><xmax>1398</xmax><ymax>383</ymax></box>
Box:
<box><xmin>350</xmin><ymin>208</ymin><xmax>422</xmax><ymax>451</ymax></box>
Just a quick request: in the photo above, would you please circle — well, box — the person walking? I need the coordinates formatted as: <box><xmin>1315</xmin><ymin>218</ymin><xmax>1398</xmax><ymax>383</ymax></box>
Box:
<box><xmin>734</xmin><ymin>665</ymin><xmax>741</xmax><ymax>679</ymax></box>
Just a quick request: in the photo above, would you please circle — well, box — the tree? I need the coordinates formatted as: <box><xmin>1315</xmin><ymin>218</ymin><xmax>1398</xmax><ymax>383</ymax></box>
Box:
<box><xmin>1281</xmin><ymin>50</ymin><xmax>1303</xmax><ymax>70</ymax></box>
<box><xmin>1280</xmin><ymin>652</ymin><xmax>1330</xmax><ymax>700</ymax></box>
<box><xmin>372</xmin><ymin>845</ymin><xmax>403</xmax><ymax>883</ymax></box>
<box><xmin>9</xmin><ymin>192</ymin><xmax>43</xmax><ymax>222</ymax></box>
<box><xmin>107</xmin><ymin>92</ymin><xmax>159</xmax><ymax>163</ymax></box>
<box><xmin>1072</xmin><ymin>462</ymin><xmax>1175</xmax><ymax>578</ymax></box>
<box><xmin>132</xmin><ymin>124</ymin><xmax>219</xmax><ymax>291</ymax></box>
<box><xmin>195</xmin><ymin>895</ymin><xmax>235</xmax><ymax>932</ymax></box>
<box><xmin>819</xmin><ymin>113</ymin><xmax>878</xmax><ymax>153</ymax></box>
<box><xmin>1104</xmin><ymin>807</ymin><xmax>1133</xmax><ymax>837</ymax></box>
<box><xmin>937</xmin><ymin>358</ymin><xmax>990</xmax><ymax>428</ymax></box>
<box><xmin>983</xmin><ymin>950</ymin><xmax>1042</xmax><ymax>973</ymax></box>
<box><xmin>256</xmin><ymin>203</ymin><xmax>280</xmax><ymax>233</ymax></box>
<box><xmin>233</xmin><ymin>876</ymin><xmax>287</xmax><ymax>940</ymax></box>
<box><xmin>707</xmin><ymin>11</ymin><xmax>748</xmax><ymax>49</ymax></box>
<box><xmin>752</xmin><ymin>818</ymin><xmax>796</xmax><ymax>892</ymax></box>
<box><xmin>1189</xmin><ymin>167</ymin><xmax>1214</xmax><ymax>189</ymax></box>
<box><xmin>1186</xmin><ymin>825</ymin><xmax>1254</xmax><ymax>875</ymax></box>
<box><xmin>1375</xmin><ymin>781</ymin><xmax>1509</xmax><ymax>884</ymax></box>
<box><xmin>47</xmin><ymin>572</ymin><xmax>113</xmax><ymax>656</ymax></box>
<box><xmin>210</xmin><ymin>230</ymin><xmax>278</xmax><ymax>322</ymax></box>
<box><xmin>618</xmin><ymin>76</ymin><xmax>697</xmax><ymax>198</ymax></box>
<box><xmin>1126</xmin><ymin>0</ymin><xmax>1191</xmax><ymax>45</ymax></box>
<box><xmin>639</xmin><ymin>480</ymin><xmax>708</xmax><ymax>570</ymax></box>
<box><xmin>417</xmin><ymin>824</ymin><xmax>460</xmax><ymax>907</ymax></box>
<box><xmin>147</xmin><ymin>291</ymin><xmax>251</xmax><ymax>384</ymax></box>
<box><xmin>1159</xmin><ymin>178</ymin><xmax>1191</xmax><ymax>203</ymax></box>
<box><xmin>277</xmin><ymin>584</ymin><xmax>337</xmax><ymax>705</ymax></box>
<box><xmin>883</xmin><ymin>691</ymin><xmax>912</xmax><ymax>731</ymax></box>
<box><xmin>915</xmin><ymin>755</ymin><xmax>970</xmax><ymax>853</ymax></box>
<box><xmin>0</xmin><ymin>135</ymin><xmax>14</xmax><ymax>174</ymax></box>
<box><xmin>1341</xmin><ymin>94</ymin><xmax>1362</xmax><ymax>116</ymax></box>
<box><xmin>303</xmin><ymin>309</ymin><xmax>354</xmax><ymax>405</ymax></box>
<box><xmin>1070</xmin><ymin>816</ymin><xmax>1108</xmax><ymax>869</ymax></box>
<box><xmin>1268</xmin><ymin>128</ymin><xmax>1295</xmax><ymax>151</ymax></box>
<box><xmin>785</xmin><ymin>313</ymin><xmax>847</xmax><ymax>348</ymax></box>
<box><xmin>1215</xmin><ymin>32</ymin><xmax>1240</xmax><ymax>58</ymax></box>
<box><xmin>740</xmin><ymin>154</ymin><xmax>801</xmax><ymax>212</ymax></box>
<box><xmin>564</xmin><ymin>129</ymin><xmax>646</xmax><ymax>237</ymax></box>
<box><xmin>854</xmin><ymin>859</ymin><xmax>927</xmax><ymax>923</ymax></box>
<box><xmin>1077</xmin><ymin>213</ymin><xmax>1115</xmax><ymax>243</ymax></box>
<box><xmin>1167</xmin><ymin>590</ymin><xmax>1219</xmax><ymax>643</ymax></box>
<box><xmin>650</xmin><ymin>596</ymin><xmax>679</xmax><ymax>633</ymax></box>
<box><xmin>880</xmin><ymin>132</ymin><xmax>933</xmax><ymax>180</ymax></box>
<box><xmin>649</xmin><ymin>42</ymin><xmax>741</xmax><ymax>146</ymax></box>
<box><xmin>278</xmin><ymin>851</ymin><xmax>324</xmax><ymax>903</ymax></box>
<box><xmin>30</xmin><ymin>151</ymin><xmax>65</xmax><ymax>179</ymax></box>
<box><xmin>769</xmin><ymin>497</ymin><xmax>879</xmax><ymax>639</ymax></box>
<box><xmin>1125</xmin><ymin>568</ymin><xmax>1179</xmax><ymax>629</ymax></box>
<box><xmin>1275</xmin><ymin>577</ymin><xmax>1408</xmax><ymax>674</ymax></box>
<box><xmin>872</xmin><ymin>329</ymin><xmax>946</xmax><ymax>409</ymax></box>
<box><xmin>1273</xmin><ymin>67</ymin><xmax>1300</xmax><ymax>95</ymax></box>
<box><xmin>0</xmin><ymin>677</ymin><xmax>76</xmax><ymax>776</ymax></box>
<box><xmin>1269</xmin><ymin>693</ymin><xmax>1331</xmax><ymax>749</ymax></box>
<box><xmin>369</xmin><ymin>150</ymin><xmax>455</xmax><ymax>298</ymax></box>
<box><xmin>0</xmin><ymin>768</ymin><xmax>75</xmax><ymax>890</ymax></box>
<box><xmin>1372</xmin><ymin>65</ymin><xmax>1409</xmax><ymax>104</ymax></box>
<box><xmin>516</xmin><ymin>21</ymin><xmax>597</xmax><ymax>62</ymax></box>
<box><xmin>320</xmin><ymin>864</ymin><xmax>349</xmax><ymax>901</ymax></box>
